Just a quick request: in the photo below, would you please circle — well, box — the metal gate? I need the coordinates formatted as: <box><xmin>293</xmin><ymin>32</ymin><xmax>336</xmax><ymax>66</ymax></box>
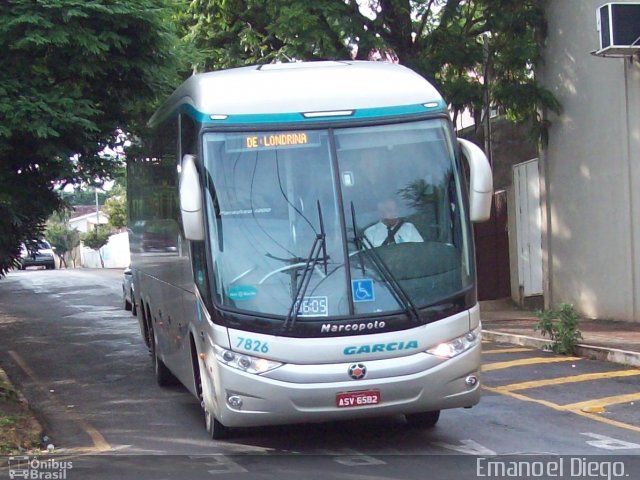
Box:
<box><xmin>513</xmin><ymin>159</ymin><xmax>543</xmax><ymax>297</ymax></box>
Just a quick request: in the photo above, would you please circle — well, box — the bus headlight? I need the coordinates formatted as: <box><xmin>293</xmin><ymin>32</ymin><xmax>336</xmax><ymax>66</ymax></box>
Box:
<box><xmin>214</xmin><ymin>346</ymin><xmax>283</xmax><ymax>374</ymax></box>
<box><xmin>426</xmin><ymin>326</ymin><xmax>481</xmax><ymax>358</ymax></box>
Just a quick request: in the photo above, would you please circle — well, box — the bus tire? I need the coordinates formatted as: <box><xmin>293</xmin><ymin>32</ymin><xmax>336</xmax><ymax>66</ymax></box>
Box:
<box><xmin>192</xmin><ymin>340</ymin><xmax>231</xmax><ymax>440</ymax></box>
<box><xmin>150</xmin><ymin>322</ymin><xmax>176</xmax><ymax>387</ymax></box>
<box><xmin>205</xmin><ymin>406</ymin><xmax>230</xmax><ymax>440</ymax></box>
<box><xmin>405</xmin><ymin>410</ymin><xmax>440</xmax><ymax>428</ymax></box>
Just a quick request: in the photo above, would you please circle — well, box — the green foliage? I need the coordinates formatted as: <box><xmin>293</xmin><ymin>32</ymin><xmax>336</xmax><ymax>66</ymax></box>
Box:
<box><xmin>59</xmin><ymin>189</ymin><xmax>108</xmax><ymax>207</ymax></box>
<box><xmin>0</xmin><ymin>379</ymin><xmax>18</xmax><ymax>402</ymax></box>
<box><xmin>183</xmin><ymin>0</ymin><xmax>560</xmax><ymax>139</ymax></box>
<box><xmin>81</xmin><ymin>226</ymin><xmax>111</xmax><ymax>268</ymax></box>
<box><xmin>0</xmin><ymin>415</ymin><xmax>24</xmax><ymax>429</ymax></box>
<box><xmin>103</xmin><ymin>185</ymin><xmax>127</xmax><ymax>230</ymax></box>
<box><xmin>45</xmin><ymin>222</ymin><xmax>80</xmax><ymax>268</ymax></box>
<box><xmin>0</xmin><ymin>0</ymin><xmax>187</xmax><ymax>276</ymax></box>
<box><xmin>535</xmin><ymin>304</ymin><xmax>583</xmax><ymax>355</ymax></box>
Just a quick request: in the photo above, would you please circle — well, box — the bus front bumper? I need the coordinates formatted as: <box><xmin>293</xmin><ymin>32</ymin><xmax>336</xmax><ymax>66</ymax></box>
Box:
<box><xmin>205</xmin><ymin>344</ymin><xmax>481</xmax><ymax>428</ymax></box>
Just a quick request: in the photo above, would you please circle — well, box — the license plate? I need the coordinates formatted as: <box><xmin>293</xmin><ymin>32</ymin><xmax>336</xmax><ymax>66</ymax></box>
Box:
<box><xmin>336</xmin><ymin>390</ymin><xmax>380</xmax><ymax>408</ymax></box>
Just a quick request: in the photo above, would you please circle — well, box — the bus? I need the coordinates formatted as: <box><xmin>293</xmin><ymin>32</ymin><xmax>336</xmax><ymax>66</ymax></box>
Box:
<box><xmin>127</xmin><ymin>61</ymin><xmax>493</xmax><ymax>439</ymax></box>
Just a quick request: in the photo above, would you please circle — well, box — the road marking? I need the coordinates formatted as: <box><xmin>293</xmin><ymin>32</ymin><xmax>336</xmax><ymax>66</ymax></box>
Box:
<box><xmin>482</xmin><ymin>356</ymin><xmax>580</xmax><ymax>372</ymax></box>
<box><xmin>561</xmin><ymin>392</ymin><xmax>640</xmax><ymax>412</ymax></box>
<box><xmin>580</xmin><ymin>432</ymin><xmax>640</xmax><ymax>450</ymax></box>
<box><xmin>482</xmin><ymin>347</ymin><xmax>535</xmax><ymax>354</ymax></box>
<box><xmin>189</xmin><ymin>456</ymin><xmax>248</xmax><ymax>474</ymax></box>
<box><xmin>331</xmin><ymin>449</ymin><xmax>386</xmax><ymax>466</ymax></box>
<box><xmin>8</xmin><ymin>350</ymin><xmax>38</xmax><ymax>379</ymax></box>
<box><xmin>484</xmin><ymin>385</ymin><xmax>640</xmax><ymax>434</ymax></box>
<box><xmin>8</xmin><ymin>350</ymin><xmax>111</xmax><ymax>453</ymax></box>
<box><xmin>493</xmin><ymin>369</ymin><xmax>640</xmax><ymax>392</ymax></box>
<box><xmin>433</xmin><ymin>439</ymin><xmax>496</xmax><ymax>455</ymax></box>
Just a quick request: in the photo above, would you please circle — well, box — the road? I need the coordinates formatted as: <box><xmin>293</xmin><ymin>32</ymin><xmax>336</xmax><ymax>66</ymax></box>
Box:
<box><xmin>1</xmin><ymin>268</ymin><xmax>640</xmax><ymax>479</ymax></box>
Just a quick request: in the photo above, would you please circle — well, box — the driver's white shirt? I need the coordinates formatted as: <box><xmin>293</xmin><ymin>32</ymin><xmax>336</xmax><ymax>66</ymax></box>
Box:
<box><xmin>364</xmin><ymin>221</ymin><xmax>424</xmax><ymax>247</ymax></box>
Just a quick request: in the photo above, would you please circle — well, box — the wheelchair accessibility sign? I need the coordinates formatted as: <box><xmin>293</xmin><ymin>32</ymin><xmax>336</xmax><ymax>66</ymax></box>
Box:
<box><xmin>351</xmin><ymin>279</ymin><xmax>375</xmax><ymax>302</ymax></box>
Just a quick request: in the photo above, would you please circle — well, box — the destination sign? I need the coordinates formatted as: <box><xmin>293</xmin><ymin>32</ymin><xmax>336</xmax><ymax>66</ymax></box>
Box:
<box><xmin>225</xmin><ymin>131</ymin><xmax>320</xmax><ymax>152</ymax></box>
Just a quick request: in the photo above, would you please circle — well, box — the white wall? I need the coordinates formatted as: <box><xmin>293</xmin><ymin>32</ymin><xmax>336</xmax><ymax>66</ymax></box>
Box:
<box><xmin>539</xmin><ymin>0</ymin><xmax>640</xmax><ymax>320</ymax></box>
<box><xmin>81</xmin><ymin>231</ymin><xmax>130</xmax><ymax>269</ymax></box>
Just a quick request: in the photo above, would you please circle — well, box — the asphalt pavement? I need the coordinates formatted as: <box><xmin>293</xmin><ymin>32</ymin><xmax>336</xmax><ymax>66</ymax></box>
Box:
<box><xmin>2</xmin><ymin>270</ymin><xmax>640</xmax><ymax>480</ymax></box>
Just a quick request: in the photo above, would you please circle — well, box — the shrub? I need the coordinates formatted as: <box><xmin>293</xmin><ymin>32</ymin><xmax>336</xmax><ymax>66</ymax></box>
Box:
<box><xmin>534</xmin><ymin>304</ymin><xmax>583</xmax><ymax>355</ymax></box>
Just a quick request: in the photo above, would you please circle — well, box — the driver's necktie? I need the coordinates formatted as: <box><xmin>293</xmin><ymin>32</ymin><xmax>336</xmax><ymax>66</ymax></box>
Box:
<box><xmin>384</xmin><ymin>226</ymin><xmax>396</xmax><ymax>245</ymax></box>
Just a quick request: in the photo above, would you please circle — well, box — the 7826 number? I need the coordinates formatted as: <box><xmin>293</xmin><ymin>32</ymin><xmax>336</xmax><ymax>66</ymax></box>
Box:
<box><xmin>236</xmin><ymin>337</ymin><xmax>269</xmax><ymax>354</ymax></box>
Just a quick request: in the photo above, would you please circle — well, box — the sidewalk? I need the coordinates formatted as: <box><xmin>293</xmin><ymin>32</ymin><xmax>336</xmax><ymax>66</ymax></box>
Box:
<box><xmin>480</xmin><ymin>298</ymin><xmax>640</xmax><ymax>367</ymax></box>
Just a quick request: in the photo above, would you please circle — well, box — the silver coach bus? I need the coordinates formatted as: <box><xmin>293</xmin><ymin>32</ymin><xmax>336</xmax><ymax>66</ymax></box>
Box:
<box><xmin>128</xmin><ymin>61</ymin><xmax>493</xmax><ymax>439</ymax></box>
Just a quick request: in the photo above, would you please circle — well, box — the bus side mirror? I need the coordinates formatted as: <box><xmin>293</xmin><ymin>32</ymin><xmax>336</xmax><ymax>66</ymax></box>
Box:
<box><xmin>458</xmin><ymin>138</ymin><xmax>493</xmax><ymax>222</ymax></box>
<box><xmin>179</xmin><ymin>154</ymin><xmax>205</xmax><ymax>241</ymax></box>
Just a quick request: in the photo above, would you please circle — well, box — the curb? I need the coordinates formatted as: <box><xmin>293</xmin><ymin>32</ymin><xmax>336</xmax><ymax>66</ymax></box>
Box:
<box><xmin>482</xmin><ymin>330</ymin><xmax>640</xmax><ymax>368</ymax></box>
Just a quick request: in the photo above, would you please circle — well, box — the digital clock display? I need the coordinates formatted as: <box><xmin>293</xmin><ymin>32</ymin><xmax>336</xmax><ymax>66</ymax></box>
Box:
<box><xmin>294</xmin><ymin>296</ymin><xmax>329</xmax><ymax>317</ymax></box>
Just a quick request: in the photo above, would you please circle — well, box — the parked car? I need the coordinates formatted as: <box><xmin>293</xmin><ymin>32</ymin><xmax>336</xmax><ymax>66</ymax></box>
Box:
<box><xmin>122</xmin><ymin>266</ymin><xmax>136</xmax><ymax>315</ymax></box>
<box><xmin>19</xmin><ymin>240</ymin><xmax>55</xmax><ymax>270</ymax></box>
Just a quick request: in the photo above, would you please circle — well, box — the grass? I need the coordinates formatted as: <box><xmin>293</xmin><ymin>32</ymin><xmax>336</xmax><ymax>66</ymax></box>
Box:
<box><xmin>0</xmin><ymin>378</ymin><xmax>18</xmax><ymax>401</ymax></box>
<box><xmin>0</xmin><ymin>376</ymin><xmax>42</xmax><ymax>454</ymax></box>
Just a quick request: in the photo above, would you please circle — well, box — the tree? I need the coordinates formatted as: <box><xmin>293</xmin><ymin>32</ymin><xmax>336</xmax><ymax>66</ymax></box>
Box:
<box><xmin>59</xmin><ymin>189</ymin><xmax>109</xmax><ymax>207</ymax></box>
<box><xmin>46</xmin><ymin>222</ymin><xmax>81</xmax><ymax>268</ymax></box>
<box><xmin>183</xmin><ymin>0</ymin><xmax>560</xmax><ymax>138</ymax></box>
<box><xmin>103</xmin><ymin>184</ymin><xmax>127</xmax><ymax>230</ymax></box>
<box><xmin>82</xmin><ymin>226</ymin><xmax>111</xmax><ymax>268</ymax></box>
<box><xmin>0</xmin><ymin>0</ymin><xmax>188</xmax><ymax>276</ymax></box>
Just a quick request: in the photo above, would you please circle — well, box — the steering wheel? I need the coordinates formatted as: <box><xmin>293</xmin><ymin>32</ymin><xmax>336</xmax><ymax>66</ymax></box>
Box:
<box><xmin>258</xmin><ymin>262</ymin><xmax>327</xmax><ymax>285</ymax></box>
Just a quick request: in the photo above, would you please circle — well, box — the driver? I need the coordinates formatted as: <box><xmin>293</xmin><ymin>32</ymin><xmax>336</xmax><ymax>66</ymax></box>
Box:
<box><xmin>364</xmin><ymin>198</ymin><xmax>424</xmax><ymax>247</ymax></box>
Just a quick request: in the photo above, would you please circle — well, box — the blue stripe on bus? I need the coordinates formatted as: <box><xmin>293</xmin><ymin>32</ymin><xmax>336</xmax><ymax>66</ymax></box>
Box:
<box><xmin>178</xmin><ymin>102</ymin><xmax>446</xmax><ymax>125</ymax></box>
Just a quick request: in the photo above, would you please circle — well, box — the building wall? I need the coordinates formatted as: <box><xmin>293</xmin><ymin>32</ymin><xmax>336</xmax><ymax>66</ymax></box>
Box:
<box><xmin>539</xmin><ymin>0</ymin><xmax>640</xmax><ymax>320</ymax></box>
<box><xmin>68</xmin><ymin>211</ymin><xmax>108</xmax><ymax>233</ymax></box>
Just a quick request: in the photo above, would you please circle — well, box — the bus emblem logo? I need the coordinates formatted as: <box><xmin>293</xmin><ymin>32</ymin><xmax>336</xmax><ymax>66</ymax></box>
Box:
<box><xmin>348</xmin><ymin>363</ymin><xmax>367</xmax><ymax>380</ymax></box>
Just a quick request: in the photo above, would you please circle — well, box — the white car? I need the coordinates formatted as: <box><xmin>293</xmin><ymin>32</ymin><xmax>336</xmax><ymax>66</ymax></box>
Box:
<box><xmin>19</xmin><ymin>240</ymin><xmax>55</xmax><ymax>270</ymax></box>
<box><xmin>122</xmin><ymin>266</ymin><xmax>136</xmax><ymax>315</ymax></box>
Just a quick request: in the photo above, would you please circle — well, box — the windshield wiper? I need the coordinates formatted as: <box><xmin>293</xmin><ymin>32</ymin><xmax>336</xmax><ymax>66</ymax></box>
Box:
<box><xmin>283</xmin><ymin>201</ymin><xmax>329</xmax><ymax>331</ymax></box>
<box><xmin>350</xmin><ymin>203</ymin><xmax>420</xmax><ymax>323</ymax></box>
<box><xmin>350</xmin><ymin>202</ymin><xmax>366</xmax><ymax>276</ymax></box>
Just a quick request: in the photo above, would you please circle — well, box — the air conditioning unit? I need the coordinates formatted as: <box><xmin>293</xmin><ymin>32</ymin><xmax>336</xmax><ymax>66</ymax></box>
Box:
<box><xmin>596</xmin><ymin>2</ymin><xmax>640</xmax><ymax>56</ymax></box>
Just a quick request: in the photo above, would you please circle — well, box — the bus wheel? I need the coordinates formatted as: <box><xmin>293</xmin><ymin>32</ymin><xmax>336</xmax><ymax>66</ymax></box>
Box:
<box><xmin>204</xmin><ymin>405</ymin><xmax>230</xmax><ymax>440</ymax></box>
<box><xmin>150</xmin><ymin>323</ymin><xmax>176</xmax><ymax>387</ymax></box>
<box><xmin>405</xmin><ymin>410</ymin><xmax>440</xmax><ymax>428</ymax></box>
<box><xmin>196</xmin><ymin>358</ymin><xmax>230</xmax><ymax>440</ymax></box>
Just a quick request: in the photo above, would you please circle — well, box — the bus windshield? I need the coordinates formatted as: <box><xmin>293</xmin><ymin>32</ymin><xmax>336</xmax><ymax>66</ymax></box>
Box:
<box><xmin>202</xmin><ymin>119</ymin><xmax>472</xmax><ymax>319</ymax></box>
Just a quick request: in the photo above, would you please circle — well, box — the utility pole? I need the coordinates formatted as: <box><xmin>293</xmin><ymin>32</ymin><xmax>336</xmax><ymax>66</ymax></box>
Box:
<box><xmin>95</xmin><ymin>187</ymin><xmax>100</xmax><ymax>231</ymax></box>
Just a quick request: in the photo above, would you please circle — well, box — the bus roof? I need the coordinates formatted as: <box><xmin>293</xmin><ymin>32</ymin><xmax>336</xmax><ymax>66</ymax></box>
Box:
<box><xmin>149</xmin><ymin>61</ymin><xmax>446</xmax><ymax>127</ymax></box>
